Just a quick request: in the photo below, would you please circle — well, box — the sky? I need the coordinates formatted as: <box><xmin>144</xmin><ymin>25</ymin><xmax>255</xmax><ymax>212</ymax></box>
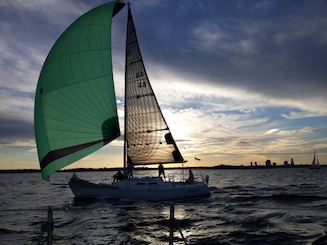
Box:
<box><xmin>0</xmin><ymin>0</ymin><xmax>326</xmax><ymax>170</ymax></box>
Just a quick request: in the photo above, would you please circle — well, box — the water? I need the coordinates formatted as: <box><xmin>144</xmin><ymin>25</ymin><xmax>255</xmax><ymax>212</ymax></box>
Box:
<box><xmin>0</xmin><ymin>168</ymin><xmax>327</xmax><ymax>244</ymax></box>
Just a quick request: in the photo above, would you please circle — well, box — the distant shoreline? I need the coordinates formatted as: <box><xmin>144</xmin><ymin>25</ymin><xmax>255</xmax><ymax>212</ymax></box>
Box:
<box><xmin>0</xmin><ymin>164</ymin><xmax>324</xmax><ymax>173</ymax></box>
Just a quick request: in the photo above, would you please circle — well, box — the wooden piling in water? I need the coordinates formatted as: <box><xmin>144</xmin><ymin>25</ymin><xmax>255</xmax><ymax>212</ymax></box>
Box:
<box><xmin>169</xmin><ymin>204</ymin><xmax>175</xmax><ymax>245</ymax></box>
<box><xmin>170</xmin><ymin>204</ymin><xmax>175</xmax><ymax>221</ymax></box>
<box><xmin>47</xmin><ymin>207</ymin><xmax>53</xmax><ymax>245</ymax></box>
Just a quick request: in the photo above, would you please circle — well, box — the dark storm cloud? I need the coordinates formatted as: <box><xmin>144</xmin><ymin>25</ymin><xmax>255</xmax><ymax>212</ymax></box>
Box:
<box><xmin>131</xmin><ymin>0</ymin><xmax>327</xmax><ymax>101</ymax></box>
<box><xmin>0</xmin><ymin>117</ymin><xmax>34</xmax><ymax>142</ymax></box>
<box><xmin>2</xmin><ymin>0</ymin><xmax>326</xmax><ymax>100</ymax></box>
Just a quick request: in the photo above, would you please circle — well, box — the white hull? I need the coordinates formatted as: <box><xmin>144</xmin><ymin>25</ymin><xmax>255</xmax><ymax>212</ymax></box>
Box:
<box><xmin>69</xmin><ymin>176</ymin><xmax>210</xmax><ymax>201</ymax></box>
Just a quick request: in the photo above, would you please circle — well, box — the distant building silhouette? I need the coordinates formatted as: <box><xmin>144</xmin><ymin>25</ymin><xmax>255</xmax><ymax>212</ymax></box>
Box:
<box><xmin>273</xmin><ymin>162</ymin><xmax>277</xmax><ymax>166</ymax></box>
<box><xmin>283</xmin><ymin>160</ymin><xmax>289</xmax><ymax>166</ymax></box>
<box><xmin>265</xmin><ymin>159</ymin><xmax>272</xmax><ymax>167</ymax></box>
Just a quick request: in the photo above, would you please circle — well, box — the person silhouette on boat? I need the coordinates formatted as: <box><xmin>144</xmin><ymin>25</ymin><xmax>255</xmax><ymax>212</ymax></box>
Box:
<box><xmin>125</xmin><ymin>156</ymin><xmax>133</xmax><ymax>179</ymax></box>
<box><xmin>158</xmin><ymin>163</ymin><xmax>165</xmax><ymax>179</ymax></box>
<box><xmin>112</xmin><ymin>170</ymin><xmax>124</xmax><ymax>184</ymax></box>
<box><xmin>126</xmin><ymin>163</ymin><xmax>133</xmax><ymax>179</ymax></box>
<box><xmin>186</xmin><ymin>169</ymin><xmax>194</xmax><ymax>184</ymax></box>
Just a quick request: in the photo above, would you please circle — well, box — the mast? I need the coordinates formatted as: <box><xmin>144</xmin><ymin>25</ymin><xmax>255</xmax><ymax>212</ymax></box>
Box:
<box><xmin>123</xmin><ymin>3</ymin><xmax>131</xmax><ymax>169</ymax></box>
<box><xmin>312</xmin><ymin>151</ymin><xmax>316</xmax><ymax>165</ymax></box>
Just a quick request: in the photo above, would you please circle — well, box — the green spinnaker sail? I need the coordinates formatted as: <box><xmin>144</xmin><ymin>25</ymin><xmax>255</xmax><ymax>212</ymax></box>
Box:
<box><xmin>34</xmin><ymin>1</ymin><xmax>124</xmax><ymax>180</ymax></box>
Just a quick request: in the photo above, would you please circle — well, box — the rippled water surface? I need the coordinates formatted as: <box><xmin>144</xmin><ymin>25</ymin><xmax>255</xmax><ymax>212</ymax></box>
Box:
<box><xmin>1</xmin><ymin>168</ymin><xmax>327</xmax><ymax>244</ymax></box>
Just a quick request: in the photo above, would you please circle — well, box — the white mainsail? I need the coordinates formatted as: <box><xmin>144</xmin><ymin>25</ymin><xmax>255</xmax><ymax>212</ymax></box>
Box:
<box><xmin>124</xmin><ymin>6</ymin><xmax>185</xmax><ymax>166</ymax></box>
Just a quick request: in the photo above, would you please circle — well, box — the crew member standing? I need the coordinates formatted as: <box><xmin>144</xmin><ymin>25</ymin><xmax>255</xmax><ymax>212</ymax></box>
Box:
<box><xmin>158</xmin><ymin>163</ymin><xmax>165</xmax><ymax>179</ymax></box>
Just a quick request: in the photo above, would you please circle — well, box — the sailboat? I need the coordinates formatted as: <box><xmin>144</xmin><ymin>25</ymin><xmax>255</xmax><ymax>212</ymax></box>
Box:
<box><xmin>34</xmin><ymin>1</ymin><xmax>210</xmax><ymax>201</ymax></box>
<box><xmin>310</xmin><ymin>151</ymin><xmax>320</xmax><ymax>169</ymax></box>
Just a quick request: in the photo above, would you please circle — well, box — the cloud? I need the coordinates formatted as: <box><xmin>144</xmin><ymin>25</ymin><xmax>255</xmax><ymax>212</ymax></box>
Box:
<box><xmin>192</xmin><ymin>23</ymin><xmax>257</xmax><ymax>57</ymax></box>
<box><xmin>0</xmin><ymin>117</ymin><xmax>34</xmax><ymax>146</ymax></box>
<box><xmin>132</xmin><ymin>0</ymin><xmax>167</xmax><ymax>9</ymax></box>
<box><xmin>145</xmin><ymin>63</ymin><xmax>327</xmax><ymax>117</ymax></box>
<box><xmin>273</xmin><ymin>16</ymin><xmax>327</xmax><ymax>45</ymax></box>
<box><xmin>188</xmin><ymin>15</ymin><xmax>327</xmax><ymax>99</ymax></box>
<box><xmin>281</xmin><ymin>111</ymin><xmax>326</xmax><ymax>120</ymax></box>
<box><xmin>0</xmin><ymin>0</ymin><xmax>90</xmax><ymax>26</ymax></box>
<box><xmin>0</xmin><ymin>1</ymin><xmax>96</xmax><ymax>95</ymax></box>
<box><xmin>126</xmin><ymin>0</ymin><xmax>327</xmax><ymax>105</ymax></box>
<box><xmin>265</xmin><ymin>128</ymin><xmax>280</xmax><ymax>135</ymax></box>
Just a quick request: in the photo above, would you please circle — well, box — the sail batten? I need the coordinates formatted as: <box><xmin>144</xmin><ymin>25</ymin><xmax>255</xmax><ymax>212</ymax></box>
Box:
<box><xmin>124</xmin><ymin>6</ymin><xmax>184</xmax><ymax>166</ymax></box>
<box><xmin>35</xmin><ymin>1</ymin><xmax>124</xmax><ymax>180</ymax></box>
